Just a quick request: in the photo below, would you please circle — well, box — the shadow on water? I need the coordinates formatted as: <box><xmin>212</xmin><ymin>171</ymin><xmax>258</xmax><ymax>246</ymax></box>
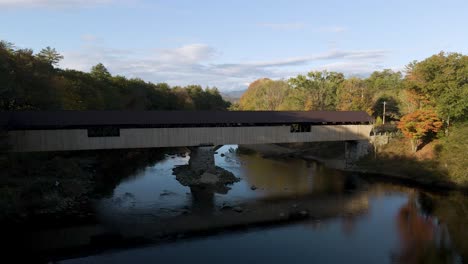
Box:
<box><xmin>18</xmin><ymin>145</ymin><xmax>468</xmax><ymax>263</ymax></box>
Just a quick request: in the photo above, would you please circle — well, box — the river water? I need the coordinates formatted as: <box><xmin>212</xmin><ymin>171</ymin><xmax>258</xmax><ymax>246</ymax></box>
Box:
<box><xmin>38</xmin><ymin>145</ymin><xmax>468</xmax><ymax>263</ymax></box>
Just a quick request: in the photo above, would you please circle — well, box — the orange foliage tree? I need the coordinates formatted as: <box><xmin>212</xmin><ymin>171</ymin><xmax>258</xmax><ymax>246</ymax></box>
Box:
<box><xmin>398</xmin><ymin>110</ymin><xmax>443</xmax><ymax>152</ymax></box>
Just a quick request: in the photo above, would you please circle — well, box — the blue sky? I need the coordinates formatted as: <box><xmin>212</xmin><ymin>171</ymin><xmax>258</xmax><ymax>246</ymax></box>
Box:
<box><xmin>1</xmin><ymin>0</ymin><xmax>467</xmax><ymax>91</ymax></box>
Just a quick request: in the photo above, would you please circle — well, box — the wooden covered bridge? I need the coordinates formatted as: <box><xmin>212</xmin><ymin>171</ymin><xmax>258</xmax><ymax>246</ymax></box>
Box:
<box><xmin>0</xmin><ymin>111</ymin><xmax>373</xmax><ymax>153</ymax></box>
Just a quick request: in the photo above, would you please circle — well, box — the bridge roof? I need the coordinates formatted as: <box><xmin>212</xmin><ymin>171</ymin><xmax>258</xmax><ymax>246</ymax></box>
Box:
<box><xmin>0</xmin><ymin>110</ymin><xmax>371</xmax><ymax>129</ymax></box>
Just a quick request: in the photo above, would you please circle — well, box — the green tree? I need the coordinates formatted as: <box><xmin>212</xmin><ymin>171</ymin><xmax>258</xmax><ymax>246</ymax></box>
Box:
<box><xmin>0</xmin><ymin>40</ymin><xmax>15</xmax><ymax>52</ymax></box>
<box><xmin>288</xmin><ymin>71</ymin><xmax>344</xmax><ymax>110</ymax></box>
<box><xmin>91</xmin><ymin>63</ymin><xmax>111</xmax><ymax>80</ymax></box>
<box><xmin>0</xmin><ymin>41</ymin><xmax>232</xmax><ymax>112</ymax></box>
<box><xmin>366</xmin><ymin>69</ymin><xmax>403</xmax><ymax>95</ymax></box>
<box><xmin>37</xmin><ymin>46</ymin><xmax>64</xmax><ymax>66</ymax></box>
<box><xmin>405</xmin><ymin>52</ymin><xmax>468</xmax><ymax>128</ymax></box>
<box><xmin>372</xmin><ymin>96</ymin><xmax>401</xmax><ymax>121</ymax></box>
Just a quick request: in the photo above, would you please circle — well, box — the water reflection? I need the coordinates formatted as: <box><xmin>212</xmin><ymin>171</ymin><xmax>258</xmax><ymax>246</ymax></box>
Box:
<box><xmin>189</xmin><ymin>186</ymin><xmax>215</xmax><ymax>213</ymax></box>
<box><xmin>29</xmin><ymin>145</ymin><xmax>468</xmax><ymax>263</ymax></box>
<box><xmin>96</xmin><ymin>145</ymin><xmax>357</xmax><ymax>220</ymax></box>
<box><xmin>237</xmin><ymin>153</ymin><xmax>348</xmax><ymax>197</ymax></box>
<box><xmin>61</xmin><ymin>190</ymin><xmax>446</xmax><ymax>264</ymax></box>
<box><xmin>392</xmin><ymin>193</ymin><xmax>460</xmax><ymax>263</ymax></box>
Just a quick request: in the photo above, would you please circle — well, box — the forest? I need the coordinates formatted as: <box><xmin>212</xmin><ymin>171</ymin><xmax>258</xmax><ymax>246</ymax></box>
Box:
<box><xmin>0</xmin><ymin>41</ymin><xmax>230</xmax><ymax>111</ymax></box>
<box><xmin>235</xmin><ymin>51</ymin><xmax>467</xmax><ymax>184</ymax></box>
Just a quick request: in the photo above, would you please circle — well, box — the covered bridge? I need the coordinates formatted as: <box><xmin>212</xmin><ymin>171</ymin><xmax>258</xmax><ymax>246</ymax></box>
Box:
<box><xmin>0</xmin><ymin>111</ymin><xmax>373</xmax><ymax>152</ymax></box>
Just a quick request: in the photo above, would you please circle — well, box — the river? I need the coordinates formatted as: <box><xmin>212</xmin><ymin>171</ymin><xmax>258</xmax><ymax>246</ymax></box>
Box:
<box><xmin>29</xmin><ymin>145</ymin><xmax>468</xmax><ymax>263</ymax></box>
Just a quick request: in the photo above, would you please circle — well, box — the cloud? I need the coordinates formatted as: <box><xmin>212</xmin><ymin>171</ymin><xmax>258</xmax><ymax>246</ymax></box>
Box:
<box><xmin>156</xmin><ymin>44</ymin><xmax>217</xmax><ymax>64</ymax></box>
<box><xmin>216</xmin><ymin>49</ymin><xmax>388</xmax><ymax>69</ymax></box>
<box><xmin>60</xmin><ymin>41</ymin><xmax>391</xmax><ymax>91</ymax></box>
<box><xmin>257</xmin><ymin>22</ymin><xmax>306</xmax><ymax>30</ymax></box>
<box><xmin>0</xmin><ymin>0</ymin><xmax>126</xmax><ymax>9</ymax></box>
<box><xmin>314</xmin><ymin>61</ymin><xmax>383</xmax><ymax>76</ymax></box>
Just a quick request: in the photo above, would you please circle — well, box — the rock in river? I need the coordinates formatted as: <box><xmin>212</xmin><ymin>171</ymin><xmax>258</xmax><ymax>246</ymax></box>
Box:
<box><xmin>233</xmin><ymin>206</ymin><xmax>243</xmax><ymax>213</ymax></box>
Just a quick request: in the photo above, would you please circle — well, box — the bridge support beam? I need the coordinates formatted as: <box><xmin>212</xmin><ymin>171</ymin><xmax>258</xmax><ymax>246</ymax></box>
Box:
<box><xmin>345</xmin><ymin>140</ymin><xmax>370</xmax><ymax>167</ymax></box>
<box><xmin>188</xmin><ymin>146</ymin><xmax>215</xmax><ymax>173</ymax></box>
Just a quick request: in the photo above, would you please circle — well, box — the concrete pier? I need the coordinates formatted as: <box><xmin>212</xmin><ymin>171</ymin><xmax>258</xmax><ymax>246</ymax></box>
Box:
<box><xmin>345</xmin><ymin>140</ymin><xmax>371</xmax><ymax>167</ymax></box>
<box><xmin>188</xmin><ymin>146</ymin><xmax>216</xmax><ymax>172</ymax></box>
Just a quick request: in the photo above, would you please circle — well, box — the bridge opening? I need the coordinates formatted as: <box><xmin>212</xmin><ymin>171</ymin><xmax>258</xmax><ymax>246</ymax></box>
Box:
<box><xmin>290</xmin><ymin>124</ymin><xmax>311</xmax><ymax>133</ymax></box>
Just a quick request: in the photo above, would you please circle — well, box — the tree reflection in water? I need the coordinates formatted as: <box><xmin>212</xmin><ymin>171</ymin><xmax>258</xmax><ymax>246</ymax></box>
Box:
<box><xmin>392</xmin><ymin>193</ymin><xmax>458</xmax><ymax>264</ymax></box>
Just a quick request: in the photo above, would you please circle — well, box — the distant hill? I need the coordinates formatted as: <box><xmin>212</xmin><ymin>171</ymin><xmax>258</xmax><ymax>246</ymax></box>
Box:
<box><xmin>221</xmin><ymin>89</ymin><xmax>246</xmax><ymax>103</ymax></box>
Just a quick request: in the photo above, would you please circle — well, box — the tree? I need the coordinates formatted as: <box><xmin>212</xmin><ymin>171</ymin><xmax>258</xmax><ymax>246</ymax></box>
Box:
<box><xmin>366</xmin><ymin>69</ymin><xmax>403</xmax><ymax>96</ymax></box>
<box><xmin>337</xmin><ymin>77</ymin><xmax>373</xmax><ymax>113</ymax></box>
<box><xmin>238</xmin><ymin>78</ymin><xmax>289</xmax><ymax>110</ymax></box>
<box><xmin>400</xmin><ymin>89</ymin><xmax>429</xmax><ymax>114</ymax></box>
<box><xmin>372</xmin><ymin>96</ymin><xmax>401</xmax><ymax>121</ymax></box>
<box><xmin>288</xmin><ymin>71</ymin><xmax>344</xmax><ymax>110</ymax></box>
<box><xmin>397</xmin><ymin>109</ymin><xmax>443</xmax><ymax>152</ymax></box>
<box><xmin>0</xmin><ymin>41</ymin><xmax>232</xmax><ymax>112</ymax></box>
<box><xmin>37</xmin><ymin>46</ymin><xmax>63</xmax><ymax>66</ymax></box>
<box><xmin>0</xmin><ymin>40</ymin><xmax>15</xmax><ymax>52</ymax></box>
<box><xmin>90</xmin><ymin>63</ymin><xmax>111</xmax><ymax>80</ymax></box>
<box><xmin>405</xmin><ymin>52</ymin><xmax>468</xmax><ymax>129</ymax></box>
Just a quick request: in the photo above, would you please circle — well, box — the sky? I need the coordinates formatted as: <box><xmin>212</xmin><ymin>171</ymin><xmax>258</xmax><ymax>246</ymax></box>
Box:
<box><xmin>1</xmin><ymin>0</ymin><xmax>467</xmax><ymax>91</ymax></box>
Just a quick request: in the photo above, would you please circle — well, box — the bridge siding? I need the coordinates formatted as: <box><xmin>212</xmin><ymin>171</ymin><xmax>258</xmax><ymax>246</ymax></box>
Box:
<box><xmin>9</xmin><ymin>125</ymin><xmax>373</xmax><ymax>152</ymax></box>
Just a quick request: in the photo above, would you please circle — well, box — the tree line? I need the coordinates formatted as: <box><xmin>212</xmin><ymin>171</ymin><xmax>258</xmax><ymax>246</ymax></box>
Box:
<box><xmin>235</xmin><ymin>52</ymin><xmax>467</xmax><ymax>151</ymax></box>
<box><xmin>0</xmin><ymin>41</ymin><xmax>230</xmax><ymax>111</ymax></box>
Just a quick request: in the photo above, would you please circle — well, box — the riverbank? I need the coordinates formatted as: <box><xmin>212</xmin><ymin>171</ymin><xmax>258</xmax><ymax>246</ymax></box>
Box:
<box><xmin>0</xmin><ymin>147</ymin><xmax>188</xmax><ymax>227</ymax></box>
<box><xmin>239</xmin><ymin>142</ymin><xmax>468</xmax><ymax>193</ymax></box>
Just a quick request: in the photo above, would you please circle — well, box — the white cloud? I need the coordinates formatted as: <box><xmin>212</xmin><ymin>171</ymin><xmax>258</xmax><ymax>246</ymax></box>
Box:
<box><xmin>314</xmin><ymin>61</ymin><xmax>382</xmax><ymax>76</ymax></box>
<box><xmin>0</xmin><ymin>0</ymin><xmax>126</xmax><ymax>8</ymax></box>
<box><xmin>156</xmin><ymin>44</ymin><xmax>217</xmax><ymax>64</ymax></box>
<box><xmin>59</xmin><ymin>41</ymin><xmax>391</xmax><ymax>91</ymax></box>
<box><xmin>216</xmin><ymin>49</ymin><xmax>388</xmax><ymax>69</ymax></box>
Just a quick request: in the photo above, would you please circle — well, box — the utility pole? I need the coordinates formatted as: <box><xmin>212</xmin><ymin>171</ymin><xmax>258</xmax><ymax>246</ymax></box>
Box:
<box><xmin>382</xmin><ymin>101</ymin><xmax>387</xmax><ymax>124</ymax></box>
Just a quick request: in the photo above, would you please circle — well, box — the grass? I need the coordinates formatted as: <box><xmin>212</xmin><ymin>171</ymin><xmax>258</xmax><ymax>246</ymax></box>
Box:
<box><xmin>357</xmin><ymin>122</ymin><xmax>468</xmax><ymax>187</ymax></box>
<box><xmin>436</xmin><ymin>122</ymin><xmax>468</xmax><ymax>185</ymax></box>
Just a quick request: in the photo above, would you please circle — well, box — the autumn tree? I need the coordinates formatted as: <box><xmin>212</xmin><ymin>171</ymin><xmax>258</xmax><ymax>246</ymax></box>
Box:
<box><xmin>337</xmin><ymin>77</ymin><xmax>373</xmax><ymax>113</ymax></box>
<box><xmin>238</xmin><ymin>78</ymin><xmax>289</xmax><ymax>110</ymax></box>
<box><xmin>398</xmin><ymin>109</ymin><xmax>443</xmax><ymax>152</ymax></box>
<box><xmin>400</xmin><ymin>89</ymin><xmax>429</xmax><ymax>114</ymax></box>
<box><xmin>405</xmin><ymin>52</ymin><xmax>468</xmax><ymax>128</ymax></box>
